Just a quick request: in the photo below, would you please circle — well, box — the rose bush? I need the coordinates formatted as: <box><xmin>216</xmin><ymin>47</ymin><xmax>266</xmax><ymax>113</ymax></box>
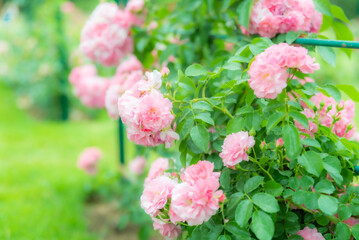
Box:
<box><xmin>70</xmin><ymin>0</ymin><xmax>359</xmax><ymax>239</ymax></box>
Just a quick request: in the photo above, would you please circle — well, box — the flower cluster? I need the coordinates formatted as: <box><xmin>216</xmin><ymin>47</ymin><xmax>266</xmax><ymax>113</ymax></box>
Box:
<box><xmin>295</xmin><ymin>92</ymin><xmax>356</xmax><ymax>139</ymax></box>
<box><xmin>69</xmin><ymin>56</ymin><xmax>143</xmax><ymax>114</ymax></box>
<box><xmin>69</xmin><ymin>64</ymin><xmax>110</xmax><ymax>108</ymax></box>
<box><xmin>77</xmin><ymin>147</ymin><xmax>102</xmax><ymax>175</ymax></box>
<box><xmin>105</xmin><ymin>55</ymin><xmax>144</xmax><ymax>119</ymax></box>
<box><xmin>141</xmin><ymin>159</ymin><xmax>224</xmax><ymax>239</ymax></box>
<box><xmin>80</xmin><ymin>2</ymin><xmax>143</xmax><ymax>66</ymax></box>
<box><xmin>248</xmin><ymin>43</ymin><xmax>319</xmax><ymax>99</ymax></box>
<box><xmin>242</xmin><ymin>0</ymin><xmax>322</xmax><ymax>38</ymax></box>
<box><xmin>118</xmin><ymin>70</ymin><xmax>179</xmax><ymax>147</ymax></box>
<box><xmin>219</xmin><ymin>131</ymin><xmax>255</xmax><ymax>169</ymax></box>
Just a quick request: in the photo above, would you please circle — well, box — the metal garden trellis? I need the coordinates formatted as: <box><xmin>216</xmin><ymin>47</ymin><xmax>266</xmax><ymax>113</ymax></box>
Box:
<box><xmin>115</xmin><ymin>0</ymin><xmax>359</xmax><ymax>171</ymax></box>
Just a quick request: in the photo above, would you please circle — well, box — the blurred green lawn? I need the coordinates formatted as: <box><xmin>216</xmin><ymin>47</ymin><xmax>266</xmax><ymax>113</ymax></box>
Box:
<box><xmin>0</xmin><ymin>84</ymin><xmax>119</xmax><ymax>239</ymax></box>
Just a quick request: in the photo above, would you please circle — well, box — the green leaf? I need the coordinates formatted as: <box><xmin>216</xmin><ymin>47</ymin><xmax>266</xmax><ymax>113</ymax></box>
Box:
<box><xmin>227</xmin><ymin>192</ymin><xmax>245</xmax><ymax>213</ymax></box>
<box><xmin>221</xmin><ymin>0</ymin><xmax>232</xmax><ymax>11</ymax></box>
<box><xmin>227</xmin><ymin>117</ymin><xmax>245</xmax><ymax>135</ymax></box>
<box><xmin>180</xmin><ymin>118</ymin><xmax>194</xmax><ymax>139</ymax></box>
<box><xmin>267</xmin><ymin>112</ymin><xmax>285</xmax><ymax>133</ymax></box>
<box><xmin>323</xmin><ymin>84</ymin><xmax>342</xmax><ymax>103</ymax></box>
<box><xmin>220</xmin><ymin>168</ymin><xmax>231</xmax><ymax>190</ymax></box>
<box><xmin>301</xmin><ymin>138</ymin><xmax>322</xmax><ymax>150</ymax></box>
<box><xmin>224</xmin><ymin>222</ymin><xmax>251</xmax><ymax>240</ymax></box>
<box><xmin>336</xmin><ymin>84</ymin><xmax>359</xmax><ymax>102</ymax></box>
<box><xmin>313</xmin><ymin>0</ymin><xmax>332</xmax><ymax>16</ymax></box>
<box><xmin>351</xmin><ymin>224</ymin><xmax>359</xmax><ymax>239</ymax></box>
<box><xmin>318</xmin><ymin>194</ymin><xmax>338</xmax><ymax>215</ymax></box>
<box><xmin>317</xmin><ymin>46</ymin><xmax>336</xmax><ymax>67</ymax></box>
<box><xmin>331</xmin><ymin>5</ymin><xmax>349</xmax><ymax>23</ymax></box>
<box><xmin>335</xmin><ymin>222</ymin><xmax>351</xmax><ymax>240</ymax></box>
<box><xmin>338</xmin><ymin>204</ymin><xmax>352</xmax><ymax>221</ymax></box>
<box><xmin>252</xmin><ymin>193</ymin><xmax>280</xmax><ymax>213</ymax></box>
<box><xmin>235</xmin><ymin>200</ymin><xmax>253</xmax><ymax>228</ymax></box>
<box><xmin>286</xmin><ymin>31</ymin><xmax>300</xmax><ymax>44</ymax></box>
<box><xmin>323</xmin><ymin>156</ymin><xmax>343</xmax><ymax>184</ymax></box>
<box><xmin>332</xmin><ymin>21</ymin><xmax>354</xmax><ymax>57</ymax></box>
<box><xmin>192</xmin><ymin>101</ymin><xmax>213</xmax><ymax>111</ymax></box>
<box><xmin>190</xmin><ymin>125</ymin><xmax>209</xmax><ymax>152</ymax></box>
<box><xmin>195</xmin><ymin>112</ymin><xmax>215</xmax><ymax>125</ymax></box>
<box><xmin>236</xmin><ymin>0</ymin><xmax>254</xmax><ymax>30</ymax></box>
<box><xmin>250</xmin><ymin>210</ymin><xmax>274</xmax><ymax>240</ymax></box>
<box><xmin>244</xmin><ymin>176</ymin><xmax>264</xmax><ymax>193</ymax></box>
<box><xmin>264</xmin><ymin>180</ymin><xmax>283</xmax><ymax>197</ymax></box>
<box><xmin>289</xmin><ymin>111</ymin><xmax>309</xmax><ymax>130</ymax></box>
<box><xmin>299</xmin><ymin>175</ymin><xmax>314</xmax><ymax>190</ymax></box>
<box><xmin>298</xmin><ymin>151</ymin><xmax>323</xmax><ymax>177</ymax></box>
<box><xmin>314</xmin><ymin>179</ymin><xmax>335</xmax><ymax>194</ymax></box>
<box><xmin>283</xmin><ymin>124</ymin><xmax>302</xmax><ymax>161</ymax></box>
<box><xmin>217</xmin><ymin>236</ymin><xmax>231</xmax><ymax>240</ymax></box>
<box><xmin>185</xmin><ymin>64</ymin><xmax>207</xmax><ymax>76</ymax></box>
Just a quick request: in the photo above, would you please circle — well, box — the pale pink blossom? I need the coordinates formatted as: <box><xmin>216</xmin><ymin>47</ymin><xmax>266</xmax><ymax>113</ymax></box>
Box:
<box><xmin>296</xmin><ymin>227</ymin><xmax>325</xmax><ymax>240</ymax></box>
<box><xmin>180</xmin><ymin>161</ymin><xmax>220</xmax><ymax>188</ymax></box>
<box><xmin>77</xmin><ymin>147</ymin><xmax>102</xmax><ymax>175</ymax></box>
<box><xmin>125</xmin><ymin>0</ymin><xmax>145</xmax><ymax>13</ymax></box>
<box><xmin>244</xmin><ymin>0</ymin><xmax>322</xmax><ymax>38</ymax></box>
<box><xmin>310</xmin><ymin>93</ymin><xmax>356</xmax><ymax>139</ymax></box>
<box><xmin>248</xmin><ymin>43</ymin><xmax>319</xmax><ymax>99</ymax></box>
<box><xmin>69</xmin><ymin>64</ymin><xmax>97</xmax><ymax>85</ymax></box>
<box><xmin>294</xmin><ymin>108</ymin><xmax>318</xmax><ymax>137</ymax></box>
<box><xmin>118</xmin><ymin>70</ymin><xmax>178</xmax><ymax>147</ymax></box>
<box><xmin>276</xmin><ymin>138</ymin><xmax>284</xmax><ymax>147</ymax></box>
<box><xmin>161</xmin><ymin>66</ymin><xmax>170</xmax><ymax>76</ymax></box>
<box><xmin>170</xmin><ymin>180</ymin><xmax>224</xmax><ymax>226</ymax></box>
<box><xmin>61</xmin><ymin>1</ymin><xmax>75</xmax><ymax>13</ymax></box>
<box><xmin>129</xmin><ymin>156</ymin><xmax>146</xmax><ymax>175</ymax></box>
<box><xmin>160</xmin><ymin>129</ymin><xmax>180</xmax><ymax>148</ymax></box>
<box><xmin>141</xmin><ymin>176</ymin><xmax>177</xmax><ymax>217</ymax></box>
<box><xmin>219</xmin><ymin>131</ymin><xmax>255</xmax><ymax>168</ymax></box>
<box><xmin>137</xmin><ymin>90</ymin><xmax>174</xmax><ymax>132</ymax></box>
<box><xmin>145</xmin><ymin>157</ymin><xmax>169</xmax><ymax>184</ymax></box>
<box><xmin>80</xmin><ymin>3</ymin><xmax>139</xmax><ymax>66</ymax></box>
<box><xmin>105</xmin><ymin>84</ymin><xmax>123</xmax><ymax>119</ymax></box>
<box><xmin>152</xmin><ymin>219</ymin><xmax>181</xmax><ymax>240</ymax></box>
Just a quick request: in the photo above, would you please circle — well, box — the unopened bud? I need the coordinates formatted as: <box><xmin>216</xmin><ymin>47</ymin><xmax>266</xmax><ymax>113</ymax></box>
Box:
<box><xmin>249</xmin><ymin>128</ymin><xmax>256</xmax><ymax>136</ymax></box>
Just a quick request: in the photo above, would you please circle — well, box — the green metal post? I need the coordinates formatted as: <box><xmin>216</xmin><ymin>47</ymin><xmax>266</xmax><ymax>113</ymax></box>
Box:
<box><xmin>117</xmin><ymin>0</ymin><xmax>128</xmax><ymax>165</ymax></box>
<box><xmin>294</xmin><ymin>38</ymin><xmax>359</xmax><ymax>49</ymax></box>
<box><xmin>55</xmin><ymin>7</ymin><xmax>70</xmax><ymax>121</ymax></box>
<box><xmin>119</xmin><ymin>118</ymin><xmax>125</xmax><ymax>165</ymax></box>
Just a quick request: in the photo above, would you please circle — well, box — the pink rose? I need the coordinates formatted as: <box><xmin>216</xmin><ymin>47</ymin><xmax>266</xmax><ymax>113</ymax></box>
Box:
<box><xmin>140</xmin><ymin>176</ymin><xmax>177</xmax><ymax>217</ymax></box>
<box><xmin>296</xmin><ymin>227</ymin><xmax>325</xmax><ymax>240</ymax></box>
<box><xmin>77</xmin><ymin>147</ymin><xmax>102</xmax><ymax>175</ymax></box>
<box><xmin>129</xmin><ymin>156</ymin><xmax>146</xmax><ymax>175</ymax></box>
<box><xmin>219</xmin><ymin>131</ymin><xmax>255</xmax><ymax>168</ymax></box>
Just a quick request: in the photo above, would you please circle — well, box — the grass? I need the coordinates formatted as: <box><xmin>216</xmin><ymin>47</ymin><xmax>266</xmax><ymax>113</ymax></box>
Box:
<box><xmin>0</xmin><ymin>84</ymin><xmax>120</xmax><ymax>240</ymax></box>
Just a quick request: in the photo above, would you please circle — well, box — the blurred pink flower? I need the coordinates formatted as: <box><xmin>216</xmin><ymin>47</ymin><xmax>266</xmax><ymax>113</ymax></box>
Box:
<box><xmin>296</xmin><ymin>227</ymin><xmax>325</xmax><ymax>240</ymax></box>
<box><xmin>129</xmin><ymin>156</ymin><xmax>146</xmax><ymax>175</ymax></box>
<box><xmin>152</xmin><ymin>219</ymin><xmax>181</xmax><ymax>240</ymax></box>
<box><xmin>77</xmin><ymin>147</ymin><xmax>102</xmax><ymax>175</ymax></box>
<box><xmin>125</xmin><ymin>0</ymin><xmax>145</xmax><ymax>13</ymax></box>
<box><xmin>80</xmin><ymin>3</ymin><xmax>140</xmax><ymax>66</ymax></box>
<box><xmin>61</xmin><ymin>1</ymin><xmax>76</xmax><ymax>13</ymax></box>
<box><xmin>244</xmin><ymin>0</ymin><xmax>322</xmax><ymax>38</ymax></box>
<box><xmin>145</xmin><ymin>157</ymin><xmax>169</xmax><ymax>184</ymax></box>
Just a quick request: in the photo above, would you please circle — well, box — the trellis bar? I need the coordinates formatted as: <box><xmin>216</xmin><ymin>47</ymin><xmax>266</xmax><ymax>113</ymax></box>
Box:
<box><xmin>294</xmin><ymin>38</ymin><xmax>359</xmax><ymax>49</ymax></box>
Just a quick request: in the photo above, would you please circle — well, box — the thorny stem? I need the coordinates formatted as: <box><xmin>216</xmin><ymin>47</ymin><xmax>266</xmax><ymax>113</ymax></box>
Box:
<box><xmin>249</xmin><ymin>156</ymin><xmax>275</xmax><ymax>181</ymax></box>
